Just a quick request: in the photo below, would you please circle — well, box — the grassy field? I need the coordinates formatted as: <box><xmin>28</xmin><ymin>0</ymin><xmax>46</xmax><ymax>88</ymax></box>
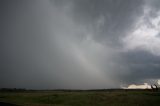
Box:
<box><xmin>0</xmin><ymin>90</ymin><xmax>160</xmax><ymax>106</ymax></box>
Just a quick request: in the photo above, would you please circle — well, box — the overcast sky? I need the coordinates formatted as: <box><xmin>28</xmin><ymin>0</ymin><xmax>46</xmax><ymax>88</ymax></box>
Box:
<box><xmin>1</xmin><ymin>0</ymin><xmax>160</xmax><ymax>89</ymax></box>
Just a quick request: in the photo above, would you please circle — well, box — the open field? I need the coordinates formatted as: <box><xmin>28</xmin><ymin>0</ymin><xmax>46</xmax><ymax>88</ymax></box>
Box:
<box><xmin>0</xmin><ymin>90</ymin><xmax>160</xmax><ymax>106</ymax></box>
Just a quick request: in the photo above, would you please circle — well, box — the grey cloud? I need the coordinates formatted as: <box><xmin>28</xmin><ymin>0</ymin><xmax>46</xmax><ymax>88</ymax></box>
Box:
<box><xmin>61</xmin><ymin>0</ymin><xmax>145</xmax><ymax>46</ymax></box>
<box><xmin>1</xmin><ymin>0</ymin><xmax>160</xmax><ymax>89</ymax></box>
<box><xmin>119</xmin><ymin>50</ymin><xmax>160</xmax><ymax>84</ymax></box>
<box><xmin>146</xmin><ymin>0</ymin><xmax>160</xmax><ymax>12</ymax></box>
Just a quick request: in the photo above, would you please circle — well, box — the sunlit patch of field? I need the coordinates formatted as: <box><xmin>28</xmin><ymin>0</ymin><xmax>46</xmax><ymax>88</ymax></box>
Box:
<box><xmin>0</xmin><ymin>90</ymin><xmax>160</xmax><ymax>106</ymax></box>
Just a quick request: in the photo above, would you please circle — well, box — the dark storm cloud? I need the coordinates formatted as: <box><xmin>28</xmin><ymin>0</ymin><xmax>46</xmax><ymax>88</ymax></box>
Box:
<box><xmin>119</xmin><ymin>50</ymin><xmax>160</xmax><ymax>84</ymax></box>
<box><xmin>1</xmin><ymin>0</ymin><xmax>160</xmax><ymax>89</ymax></box>
<box><xmin>53</xmin><ymin>0</ymin><xmax>160</xmax><ymax>86</ymax></box>
<box><xmin>59</xmin><ymin>0</ymin><xmax>145</xmax><ymax>46</ymax></box>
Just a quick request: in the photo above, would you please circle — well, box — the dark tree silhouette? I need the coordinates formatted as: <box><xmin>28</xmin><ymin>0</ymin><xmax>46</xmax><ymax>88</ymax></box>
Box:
<box><xmin>151</xmin><ymin>84</ymin><xmax>158</xmax><ymax>92</ymax></box>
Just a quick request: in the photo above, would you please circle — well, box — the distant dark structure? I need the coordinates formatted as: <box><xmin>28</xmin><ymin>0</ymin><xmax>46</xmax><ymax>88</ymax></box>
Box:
<box><xmin>151</xmin><ymin>84</ymin><xmax>158</xmax><ymax>92</ymax></box>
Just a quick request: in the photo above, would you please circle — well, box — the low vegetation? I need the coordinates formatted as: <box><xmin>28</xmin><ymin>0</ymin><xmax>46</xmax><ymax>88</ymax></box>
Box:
<box><xmin>0</xmin><ymin>89</ymin><xmax>160</xmax><ymax>106</ymax></box>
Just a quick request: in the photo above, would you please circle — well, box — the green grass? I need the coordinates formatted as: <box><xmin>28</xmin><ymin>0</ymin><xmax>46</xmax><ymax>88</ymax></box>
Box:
<box><xmin>0</xmin><ymin>90</ymin><xmax>160</xmax><ymax>106</ymax></box>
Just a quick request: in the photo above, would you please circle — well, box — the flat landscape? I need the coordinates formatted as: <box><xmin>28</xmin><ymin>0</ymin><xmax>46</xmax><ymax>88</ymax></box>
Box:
<box><xmin>0</xmin><ymin>90</ymin><xmax>160</xmax><ymax>106</ymax></box>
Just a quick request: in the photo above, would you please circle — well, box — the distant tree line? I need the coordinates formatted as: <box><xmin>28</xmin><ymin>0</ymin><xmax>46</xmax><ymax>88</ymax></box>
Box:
<box><xmin>0</xmin><ymin>88</ymin><xmax>26</xmax><ymax>92</ymax></box>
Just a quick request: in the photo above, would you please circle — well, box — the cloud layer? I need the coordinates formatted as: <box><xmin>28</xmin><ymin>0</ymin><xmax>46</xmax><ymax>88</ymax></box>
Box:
<box><xmin>1</xmin><ymin>0</ymin><xmax>160</xmax><ymax>89</ymax></box>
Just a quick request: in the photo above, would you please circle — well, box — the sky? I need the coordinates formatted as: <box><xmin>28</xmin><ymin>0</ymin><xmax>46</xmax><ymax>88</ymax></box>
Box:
<box><xmin>1</xmin><ymin>0</ymin><xmax>160</xmax><ymax>89</ymax></box>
